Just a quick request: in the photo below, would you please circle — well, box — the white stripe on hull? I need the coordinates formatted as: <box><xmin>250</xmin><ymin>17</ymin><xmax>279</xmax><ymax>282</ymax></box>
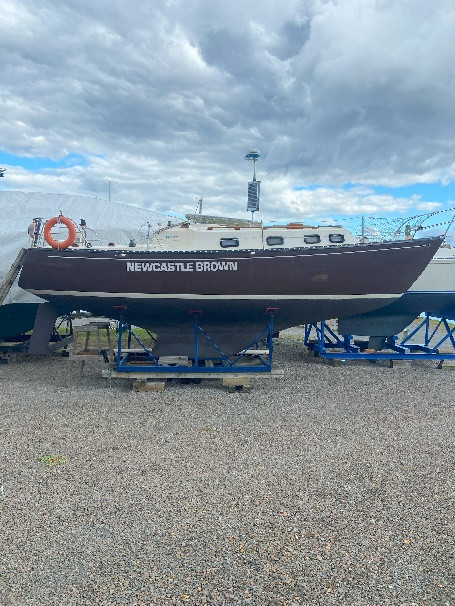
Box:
<box><xmin>28</xmin><ymin>289</ymin><xmax>401</xmax><ymax>301</ymax></box>
<box><xmin>408</xmin><ymin>290</ymin><xmax>455</xmax><ymax>294</ymax></box>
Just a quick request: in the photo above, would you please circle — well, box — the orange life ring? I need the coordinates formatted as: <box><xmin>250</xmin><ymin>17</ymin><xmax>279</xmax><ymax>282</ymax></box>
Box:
<box><xmin>44</xmin><ymin>215</ymin><xmax>77</xmax><ymax>249</ymax></box>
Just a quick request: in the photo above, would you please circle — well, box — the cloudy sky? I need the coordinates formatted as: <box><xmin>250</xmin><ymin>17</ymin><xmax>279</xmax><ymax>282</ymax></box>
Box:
<box><xmin>1</xmin><ymin>0</ymin><xmax>455</xmax><ymax>226</ymax></box>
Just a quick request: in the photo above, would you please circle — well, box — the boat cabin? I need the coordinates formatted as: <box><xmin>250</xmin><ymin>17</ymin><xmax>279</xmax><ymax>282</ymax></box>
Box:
<box><xmin>148</xmin><ymin>221</ymin><xmax>358</xmax><ymax>251</ymax></box>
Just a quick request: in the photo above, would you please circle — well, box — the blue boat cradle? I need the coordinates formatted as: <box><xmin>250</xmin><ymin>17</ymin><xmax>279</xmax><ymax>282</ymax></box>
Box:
<box><xmin>303</xmin><ymin>314</ymin><xmax>455</xmax><ymax>362</ymax></box>
<box><xmin>114</xmin><ymin>308</ymin><xmax>279</xmax><ymax>373</ymax></box>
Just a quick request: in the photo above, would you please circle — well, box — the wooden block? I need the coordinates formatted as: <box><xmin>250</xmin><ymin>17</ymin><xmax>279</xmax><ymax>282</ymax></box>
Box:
<box><xmin>329</xmin><ymin>359</ymin><xmax>343</xmax><ymax>366</ymax></box>
<box><xmin>226</xmin><ymin>384</ymin><xmax>252</xmax><ymax>393</ymax></box>
<box><xmin>389</xmin><ymin>360</ymin><xmax>413</xmax><ymax>368</ymax></box>
<box><xmin>439</xmin><ymin>359</ymin><xmax>455</xmax><ymax>369</ymax></box>
<box><xmin>132</xmin><ymin>380</ymin><xmax>166</xmax><ymax>392</ymax></box>
<box><xmin>222</xmin><ymin>377</ymin><xmax>252</xmax><ymax>392</ymax></box>
<box><xmin>222</xmin><ymin>376</ymin><xmax>251</xmax><ymax>386</ymax></box>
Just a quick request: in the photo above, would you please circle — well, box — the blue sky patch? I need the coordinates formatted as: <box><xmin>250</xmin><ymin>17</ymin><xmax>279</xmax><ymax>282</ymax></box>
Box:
<box><xmin>360</xmin><ymin>182</ymin><xmax>455</xmax><ymax>204</ymax></box>
<box><xmin>293</xmin><ymin>181</ymin><xmax>455</xmax><ymax>205</ymax></box>
<box><xmin>0</xmin><ymin>151</ymin><xmax>89</xmax><ymax>171</ymax></box>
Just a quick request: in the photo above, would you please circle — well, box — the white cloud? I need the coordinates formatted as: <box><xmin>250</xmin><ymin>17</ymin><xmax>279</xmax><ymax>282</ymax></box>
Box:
<box><xmin>0</xmin><ymin>0</ymin><xmax>454</xmax><ymax>220</ymax></box>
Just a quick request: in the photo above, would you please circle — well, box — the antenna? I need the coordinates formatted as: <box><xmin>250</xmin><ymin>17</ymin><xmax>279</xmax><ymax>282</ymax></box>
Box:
<box><xmin>245</xmin><ymin>149</ymin><xmax>260</xmax><ymax>224</ymax></box>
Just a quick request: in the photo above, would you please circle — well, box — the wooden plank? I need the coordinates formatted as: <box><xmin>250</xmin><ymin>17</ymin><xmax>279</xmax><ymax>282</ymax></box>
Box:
<box><xmin>158</xmin><ymin>355</ymin><xmax>189</xmax><ymax>366</ymax></box>
<box><xmin>102</xmin><ymin>365</ymin><xmax>283</xmax><ymax>380</ymax></box>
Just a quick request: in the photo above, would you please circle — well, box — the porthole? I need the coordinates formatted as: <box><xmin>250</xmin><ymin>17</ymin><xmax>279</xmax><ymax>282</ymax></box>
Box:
<box><xmin>220</xmin><ymin>238</ymin><xmax>239</xmax><ymax>248</ymax></box>
<box><xmin>266</xmin><ymin>236</ymin><xmax>284</xmax><ymax>246</ymax></box>
<box><xmin>304</xmin><ymin>234</ymin><xmax>321</xmax><ymax>244</ymax></box>
<box><xmin>329</xmin><ymin>234</ymin><xmax>345</xmax><ymax>243</ymax></box>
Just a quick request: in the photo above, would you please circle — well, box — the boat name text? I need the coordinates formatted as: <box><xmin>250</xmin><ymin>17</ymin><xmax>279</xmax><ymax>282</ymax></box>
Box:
<box><xmin>126</xmin><ymin>261</ymin><xmax>238</xmax><ymax>272</ymax></box>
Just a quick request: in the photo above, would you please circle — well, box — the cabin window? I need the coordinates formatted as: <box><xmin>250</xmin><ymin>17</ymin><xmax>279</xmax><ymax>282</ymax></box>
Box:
<box><xmin>329</xmin><ymin>233</ymin><xmax>345</xmax><ymax>243</ymax></box>
<box><xmin>304</xmin><ymin>234</ymin><xmax>321</xmax><ymax>244</ymax></box>
<box><xmin>266</xmin><ymin>236</ymin><xmax>284</xmax><ymax>246</ymax></box>
<box><xmin>220</xmin><ymin>238</ymin><xmax>239</xmax><ymax>248</ymax></box>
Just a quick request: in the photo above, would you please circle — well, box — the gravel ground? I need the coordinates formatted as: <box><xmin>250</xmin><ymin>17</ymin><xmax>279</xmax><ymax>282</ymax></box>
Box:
<box><xmin>0</xmin><ymin>336</ymin><xmax>453</xmax><ymax>606</ymax></box>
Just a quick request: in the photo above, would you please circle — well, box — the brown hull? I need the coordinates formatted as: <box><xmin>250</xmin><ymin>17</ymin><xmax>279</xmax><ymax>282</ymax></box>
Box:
<box><xmin>18</xmin><ymin>238</ymin><xmax>441</xmax><ymax>355</ymax></box>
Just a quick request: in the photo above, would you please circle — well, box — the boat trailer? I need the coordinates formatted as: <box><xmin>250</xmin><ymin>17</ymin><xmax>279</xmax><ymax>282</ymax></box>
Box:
<box><xmin>304</xmin><ymin>314</ymin><xmax>455</xmax><ymax>365</ymax></box>
<box><xmin>114</xmin><ymin>308</ymin><xmax>279</xmax><ymax>374</ymax></box>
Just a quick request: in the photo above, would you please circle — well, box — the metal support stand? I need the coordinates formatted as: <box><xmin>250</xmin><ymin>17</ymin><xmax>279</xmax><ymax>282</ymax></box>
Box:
<box><xmin>304</xmin><ymin>322</ymin><xmax>360</xmax><ymax>355</ymax></box>
<box><xmin>115</xmin><ymin>308</ymin><xmax>278</xmax><ymax>374</ymax></box>
<box><xmin>304</xmin><ymin>314</ymin><xmax>455</xmax><ymax>361</ymax></box>
<box><xmin>398</xmin><ymin>314</ymin><xmax>455</xmax><ymax>354</ymax></box>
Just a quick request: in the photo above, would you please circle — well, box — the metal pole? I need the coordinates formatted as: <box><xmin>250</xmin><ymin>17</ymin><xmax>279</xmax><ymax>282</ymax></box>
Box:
<box><xmin>117</xmin><ymin>318</ymin><xmax>123</xmax><ymax>370</ymax></box>
<box><xmin>194</xmin><ymin>315</ymin><xmax>199</xmax><ymax>367</ymax></box>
